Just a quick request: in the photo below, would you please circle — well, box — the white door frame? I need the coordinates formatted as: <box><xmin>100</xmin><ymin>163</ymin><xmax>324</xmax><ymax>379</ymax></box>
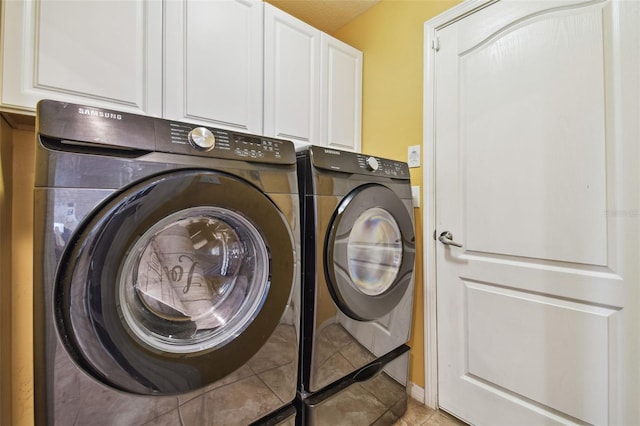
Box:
<box><xmin>421</xmin><ymin>0</ymin><xmax>497</xmax><ymax>409</ymax></box>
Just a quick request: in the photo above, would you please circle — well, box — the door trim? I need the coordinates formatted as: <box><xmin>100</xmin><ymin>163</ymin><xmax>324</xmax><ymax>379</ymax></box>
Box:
<box><xmin>422</xmin><ymin>0</ymin><xmax>496</xmax><ymax>409</ymax></box>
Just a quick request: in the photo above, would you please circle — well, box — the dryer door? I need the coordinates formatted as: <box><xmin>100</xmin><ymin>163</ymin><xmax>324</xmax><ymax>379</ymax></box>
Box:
<box><xmin>325</xmin><ymin>184</ymin><xmax>415</xmax><ymax>321</ymax></box>
<box><xmin>57</xmin><ymin>169</ymin><xmax>296</xmax><ymax>395</ymax></box>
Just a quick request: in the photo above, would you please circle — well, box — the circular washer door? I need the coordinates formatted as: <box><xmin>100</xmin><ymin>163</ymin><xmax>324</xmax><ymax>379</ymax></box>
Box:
<box><xmin>56</xmin><ymin>169</ymin><xmax>295</xmax><ymax>395</ymax></box>
<box><xmin>325</xmin><ymin>184</ymin><xmax>415</xmax><ymax>321</ymax></box>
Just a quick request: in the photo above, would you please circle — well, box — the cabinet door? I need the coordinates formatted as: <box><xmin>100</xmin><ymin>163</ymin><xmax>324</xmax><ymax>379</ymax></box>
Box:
<box><xmin>1</xmin><ymin>0</ymin><xmax>162</xmax><ymax>115</ymax></box>
<box><xmin>264</xmin><ymin>4</ymin><xmax>320</xmax><ymax>148</ymax></box>
<box><xmin>321</xmin><ymin>34</ymin><xmax>362</xmax><ymax>153</ymax></box>
<box><xmin>164</xmin><ymin>0</ymin><xmax>263</xmax><ymax>133</ymax></box>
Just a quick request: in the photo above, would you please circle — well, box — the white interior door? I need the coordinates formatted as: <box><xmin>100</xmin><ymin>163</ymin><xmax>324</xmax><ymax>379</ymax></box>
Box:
<box><xmin>432</xmin><ymin>1</ymin><xmax>639</xmax><ymax>424</ymax></box>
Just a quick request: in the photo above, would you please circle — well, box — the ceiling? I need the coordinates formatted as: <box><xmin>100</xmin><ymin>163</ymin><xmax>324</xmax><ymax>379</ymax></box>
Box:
<box><xmin>265</xmin><ymin>0</ymin><xmax>380</xmax><ymax>33</ymax></box>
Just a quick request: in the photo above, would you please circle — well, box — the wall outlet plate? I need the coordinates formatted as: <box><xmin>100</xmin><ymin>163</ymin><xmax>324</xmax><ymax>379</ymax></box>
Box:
<box><xmin>408</xmin><ymin>145</ymin><xmax>420</xmax><ymax>168</ymax></box>
<box><xmin>411</xmin><ymin>185</ymin><xmax>420</xmax><ymax>208</ymax></box>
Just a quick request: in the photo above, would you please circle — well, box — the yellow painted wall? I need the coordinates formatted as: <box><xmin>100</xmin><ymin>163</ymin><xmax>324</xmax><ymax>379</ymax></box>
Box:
<box><xmin>332</xmin><ymin>0</ymin><xmax>463</xmax><ymax>389</ymax></box>
<box><xmin>11</xmin><ymin>130</ymin><xmax>35</xmax><ymax>426</ymax></box>
<box><xmin>1</xmin><ymin>117</ymin><xmax>15</xmax><ymax>425</ymax></box>
<box><xmin>11</xmin><ymin>129</ymin><xmax>35</xmax><ymax>426</ymax></box>
<box><xmin>0</xmin><ymin>120</ymin><xmax>35</xmax><ymax>426</ymax></box>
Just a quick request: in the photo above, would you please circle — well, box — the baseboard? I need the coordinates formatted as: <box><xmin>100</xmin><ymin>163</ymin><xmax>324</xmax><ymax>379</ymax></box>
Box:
<box><xmin>408</xmin><ymin>382</ymin><xmax>425</xmax><ymax>404</ymax></box>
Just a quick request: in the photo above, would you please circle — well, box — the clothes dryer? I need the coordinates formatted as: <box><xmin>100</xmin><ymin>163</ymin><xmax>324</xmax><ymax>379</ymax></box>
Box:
<box><xmin>296</xmin><ymin>146</ymin><xmax>415</xmax><ymax>424</ymax></box>
<box><xmin>33</xmin><ymin>100</ymin><xmax>300</xmax><ymax>425</ymax></box>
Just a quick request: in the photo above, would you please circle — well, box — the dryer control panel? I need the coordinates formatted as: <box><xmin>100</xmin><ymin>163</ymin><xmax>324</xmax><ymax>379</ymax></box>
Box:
<box><xmin>310</xmin><ymin>146</ymin><xmax>410</xmax><ymax>179</ymax></box>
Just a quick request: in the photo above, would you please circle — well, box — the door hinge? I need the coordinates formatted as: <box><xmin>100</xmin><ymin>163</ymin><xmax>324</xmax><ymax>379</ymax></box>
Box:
<box><xmin>432</xmin><ymin>37</ymin><xmax>440</xmax><ymax>52</ymax></box>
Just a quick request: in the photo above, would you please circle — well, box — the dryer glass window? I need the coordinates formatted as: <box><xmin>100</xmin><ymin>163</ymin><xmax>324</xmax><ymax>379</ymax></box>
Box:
<box><xmin>347</xmin><ymin>207</ymin><xmax>403</xmax><ymax>296</ymax></box>
<box><xmin>119</xmin><ymin>207</ymin><xmax>269</xmax><ymax>353</ymax></box>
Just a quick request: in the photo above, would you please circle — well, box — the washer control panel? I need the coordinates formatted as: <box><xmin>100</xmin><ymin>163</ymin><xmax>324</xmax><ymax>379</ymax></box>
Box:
<box><xmin>158</xmin><ymin>121</ymin><xmax>295</xmax><ymax>164</ymax></box>
<box><xmin>310</xmin><ymin>146</ymin><xmax>409</xmax><ymax>179</ymax></box>
<box><xmin>34</xmin><ymin>100</ymin><xmax>295</xmax><ymax>165</ymax></box>
<box><xmin>187</xmin><ymin>127</ymin><xmax>216</xmax><ymax>151</ymax></box>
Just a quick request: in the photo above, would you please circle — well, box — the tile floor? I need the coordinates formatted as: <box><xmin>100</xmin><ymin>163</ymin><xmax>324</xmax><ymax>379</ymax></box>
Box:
<box><xmin>392</xmin><ymin>397</ymin><xmax>468</xmax><ymax>426</ymax></box>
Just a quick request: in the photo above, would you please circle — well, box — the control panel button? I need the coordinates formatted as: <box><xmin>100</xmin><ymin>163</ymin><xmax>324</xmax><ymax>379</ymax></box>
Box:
<box><xmin>188</xmin><ymin>127</ymin><xmax>216</xmax><ymax>151</ymax></box>
<box><xmin>366</xmin><ymin>156</ymin><xmax>380</xmax><ymax>171</ymax></box>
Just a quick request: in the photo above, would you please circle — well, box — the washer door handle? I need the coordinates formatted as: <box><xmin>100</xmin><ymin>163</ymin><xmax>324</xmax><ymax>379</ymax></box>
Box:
<box><xmin>438</xmin><ymin>231</ymin><xmax>463</xmax><ymax>248</ymax></box>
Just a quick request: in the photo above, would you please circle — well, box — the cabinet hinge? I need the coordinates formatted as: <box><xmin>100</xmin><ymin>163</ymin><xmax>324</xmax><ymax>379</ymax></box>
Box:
<box><xmin>432</xmin><ymin>37</ymin><xmax>440</xmax><ymax>52</ymax></box>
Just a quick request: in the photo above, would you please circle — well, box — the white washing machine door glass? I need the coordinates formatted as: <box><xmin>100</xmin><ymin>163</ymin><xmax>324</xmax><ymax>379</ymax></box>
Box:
<box><xmin>347</xmin><ymin>207</ymin><xmax>402</xmax><ymax>296</ymax></box>
<box><xmin>120</xmin><ymin>207</ymin><xmax>269</xmax><ymax>353</ymax></box>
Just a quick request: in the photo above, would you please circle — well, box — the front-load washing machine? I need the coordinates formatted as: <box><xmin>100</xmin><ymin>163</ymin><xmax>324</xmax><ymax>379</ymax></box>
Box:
<box><xmin>33</xmin><ymin>99</ymin><xmax>300</xmax><ymax>425</ymax></box>
<box><xmin>295</xmin><ymin>146</ymin><xmax>415</xmax><ymax>424</ymax></box>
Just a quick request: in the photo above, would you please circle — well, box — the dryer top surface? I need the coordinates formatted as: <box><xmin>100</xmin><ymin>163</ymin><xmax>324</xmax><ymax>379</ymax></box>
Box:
<box><xmin>304</xmin><ymin>145</ymin><xmax>410</xmax><ymax>181</ymax></box>
<box><xmin>297</xmin><ymin>146</ymin><xmax>412</xmax><ymax>200</ymax></box>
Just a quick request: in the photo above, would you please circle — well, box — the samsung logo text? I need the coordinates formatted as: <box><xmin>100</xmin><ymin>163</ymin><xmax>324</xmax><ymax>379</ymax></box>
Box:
<box><xmin>78</xmin><ymin>108</ymin><xmax>122</xmax><ymax>120</ymax></box>
<box><xmin>323</xmin><ymin>149</ymin><xmax>341</xmax><ymax>155</ymax></box>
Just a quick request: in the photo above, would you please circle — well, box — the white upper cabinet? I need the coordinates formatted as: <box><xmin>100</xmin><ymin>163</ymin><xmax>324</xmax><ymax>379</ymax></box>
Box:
<box><xmin>320</xmin><ymin>34</ymin><xmax>362</xmax><ymax>153</ymax></box>
<box><xmin>1</xmin><ymin>0</ymin><xmax>362</xmax><ymax>150</ymax></box>
<box><xmin>263</xmin><ymin>3</ymin><xmax>321</xmax><ymax>148</ymax></box>
<box><xmin>164</xmin><ymin>0</ymin><xmax>263</xmax><ymax>133</ymax></box>
<box><xmin>264</xmin><ymin>3</ymin><xmax>362</xmax><ymax>152</ymax></box>
<box><xmin>0</xmin><ymin>0</ymin><xmax>163</xmax><ymax>116</ymax></box>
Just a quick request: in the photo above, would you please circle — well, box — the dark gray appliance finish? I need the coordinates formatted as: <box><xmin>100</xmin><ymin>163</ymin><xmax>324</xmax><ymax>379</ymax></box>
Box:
<box><xmin>33</xmin><ymin>100</ymin><xmax>301</xmax><ymax>425</ymax></box>
<box><xmin>295</xmin><ymin>145</ymin><xmax>415</xmax><ymax>423</ymax></box>
<box><xmin>250</xmin><ymin>404</ymin><xmax>297</xmax><ymax>426</ymax></box>
<box><xmin>296</xmin><ymin>345</ymin><xmax>410</xmax><ymax>426</ymax></box>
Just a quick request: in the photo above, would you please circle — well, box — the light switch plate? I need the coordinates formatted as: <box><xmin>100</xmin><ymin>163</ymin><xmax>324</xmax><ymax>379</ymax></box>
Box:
<box><xmin>411</xmin><ymin>186</ymin><xmax>420</xmax><ymax>208</ymax></box>
<box><xmin>408</xmin><ymin>145</ymin><xmax>420</xmax><ymax>168</ymax></box>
